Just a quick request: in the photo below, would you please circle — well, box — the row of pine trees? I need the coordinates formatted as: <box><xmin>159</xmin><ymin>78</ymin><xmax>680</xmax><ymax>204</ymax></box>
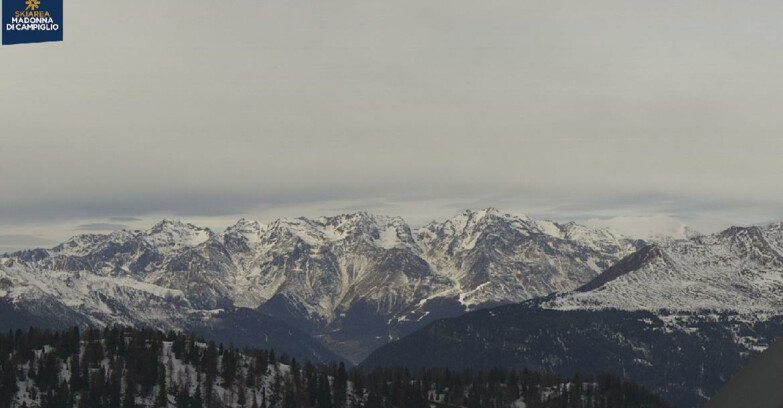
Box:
<box><xmin>0</xmin><ymin>327</ymin><xmax>670</xmax><ymax>408</ymax></box>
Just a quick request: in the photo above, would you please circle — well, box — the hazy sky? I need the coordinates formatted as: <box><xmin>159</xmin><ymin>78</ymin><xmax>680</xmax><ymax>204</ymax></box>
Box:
<box><xmin>2</xmin><ymin>0</ymin><xmax>783</xmax><ymax>249</ymax></box>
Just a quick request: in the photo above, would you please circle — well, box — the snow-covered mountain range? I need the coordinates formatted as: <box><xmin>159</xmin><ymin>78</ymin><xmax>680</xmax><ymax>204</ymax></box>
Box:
<box><xmin>0</xmin><ymin>208</ymin><xmax>642</xmax><ymax>362</ymax></box>
<box><xmin>7</xmin><ymin>208</ymin><xmax>783</xmax><ymax>405</ymax></box>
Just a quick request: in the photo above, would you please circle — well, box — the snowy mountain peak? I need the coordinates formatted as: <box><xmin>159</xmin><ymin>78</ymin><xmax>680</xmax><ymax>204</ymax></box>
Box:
<box><xmin>462</xmin><ymin>207</ymin><xmax>530</xmax><ymax>223</ymax></box>
<box><xmin>221</xmin><ymin>218</ymin><xmax>265</xmax><ymax>247</ymax></box>
<box><xmin>258</xmin><ymin>213</ymin><xmax>416</xmax><ymax>251</ymax></box>
<box><xmin>465</xmin><ymin>207</ymin><xmax>498</xmax><ymax>216</ymax></box>
<box><xmin>144</xmin><ymin>220</ymin><xmax>213</xmax><ymax>250</ymax></box>
<box><xmin>715</xmin><ymin>225</ymin><xmax>750</xmax><ymax>244</ymax></box>
<box><xmin>717</xmin><ymin>225</ymin><xmax>763</xmax><ymax>240</ymax></box>
<box><xmin>430</xmin><ymin>208</ymin><xmax>531</xmax><ymax>237</ymax></box>
<box><xmin>712</xmin><ymin>225</ymin><xmax>783</xmax><ymax>264</ymax></box>
<box><xmin>418</xmin><ymin>208</ymin><xmax>554</xmax><ymax>256</ymax></box>
<box><xmin>263</xmin><ymin>217</ymin><xmax>325</xmax><ymax>247</ymax></box>
<box><xmin>230</xmin><ymin>217</ymin><xmax>262</xmax><ymax>229</ymax></box>
<box><xmin>319</xmin><ymin>212</ymin><xmax>414</xmax><ymax>247</ymax></box>
<box><xmin>149</xmin><ymin>219</ymin><xmax>208</xmax><ymax>234</ymax></box>
<box><xmin>767</xmin><ymin>221</ymin><xmax>783</xmax><ymax>231</ymax></box>
<box><xmin>52</xmin><ymin>233</ymin><xmax>111</xmax><ymax>256</ymax></box>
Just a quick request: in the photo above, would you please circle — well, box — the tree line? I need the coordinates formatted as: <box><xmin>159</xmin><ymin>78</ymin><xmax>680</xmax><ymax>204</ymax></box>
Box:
<box><xmin>0</xmin><ymin>326</ymin><xmax>670</xmax><ymax>408</ymax></box>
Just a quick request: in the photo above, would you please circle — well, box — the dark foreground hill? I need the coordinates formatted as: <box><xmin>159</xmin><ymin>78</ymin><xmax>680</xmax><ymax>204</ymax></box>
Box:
<box><xmin>704</xmin><ymin>338</ymin><xmax>783</xmax><ymax>408</ymax></box>
<box><xmin>0</xmin><ymin>326</ymin><xmax>670</xmax><ymax>408</ymax></box>
<box><xmin>361</xmin><ymin>305</ymin><xmax>781</xmax><ymax>408</ymax></box>
<box><xmin>0</xmin><ymin>300</ymin><xmax>344</xmax><ymax>365</ymax></box>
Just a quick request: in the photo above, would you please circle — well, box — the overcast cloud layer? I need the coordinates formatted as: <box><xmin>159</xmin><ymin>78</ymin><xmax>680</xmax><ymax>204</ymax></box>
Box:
<box><xmin>2</xmin><ymin>0</ymin><xmax>783</xmax><ymax>249</ymax></box>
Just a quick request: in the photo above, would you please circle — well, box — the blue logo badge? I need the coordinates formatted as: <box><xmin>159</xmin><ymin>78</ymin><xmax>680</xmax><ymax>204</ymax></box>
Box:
<box><xmin>3</xmin><ymin>0</ymin><xmax>63</xmax><ymax>45</ymax></box>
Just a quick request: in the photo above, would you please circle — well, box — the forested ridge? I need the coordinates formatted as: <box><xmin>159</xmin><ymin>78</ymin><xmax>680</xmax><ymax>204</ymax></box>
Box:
<box><xmin>0</xmin><ymin>327</ymin><xmax>669</xmax><ymax>408</ymax></box>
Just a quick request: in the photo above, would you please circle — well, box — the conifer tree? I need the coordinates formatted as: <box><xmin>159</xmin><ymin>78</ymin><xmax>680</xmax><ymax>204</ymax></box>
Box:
<box><xmin>333</xmin><ymin>362</ymin><xmax>347</xmax><ymax>408</ymax></box>
<box><xmin>192</xmin><ymin>385</ymin><xmax>204</xmax><ymax>408</ymax></box>
<box><xmin>237</xmin><ymin>382</ymin><xmax>247</xmax><ymax>408</ymax></box>
<box><xmin>317</xmin><ymin>371</ymin><xmax>332</xmax><ymax>408</ymax></box>
<box><xmin>260</xmin><ymin>389</ymin><xmax>267</xmax><ymax>408</ymax></box>
<box><xmin>175</xmin><ymin>385</ymin><xmax>190</xmax><ymax>408</ymax></box>
<box><xmin>157</xmin><ymin>363</ymin><xmax>168</xmax><ymax>407</ymax></box>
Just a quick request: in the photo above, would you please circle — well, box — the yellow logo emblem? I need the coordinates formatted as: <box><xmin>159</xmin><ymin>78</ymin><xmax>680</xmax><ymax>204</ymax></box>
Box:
<box><xmin>25</xmin><ymin>0</ymin><xmax>41</xmax><ymax>11</ymax></box>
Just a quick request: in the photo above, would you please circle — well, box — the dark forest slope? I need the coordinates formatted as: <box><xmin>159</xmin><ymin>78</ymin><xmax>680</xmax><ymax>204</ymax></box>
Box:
<box><xmin>0</xmin><ymin>326</ymin><xmax>670</xmax><ymax>408</ymax></box>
